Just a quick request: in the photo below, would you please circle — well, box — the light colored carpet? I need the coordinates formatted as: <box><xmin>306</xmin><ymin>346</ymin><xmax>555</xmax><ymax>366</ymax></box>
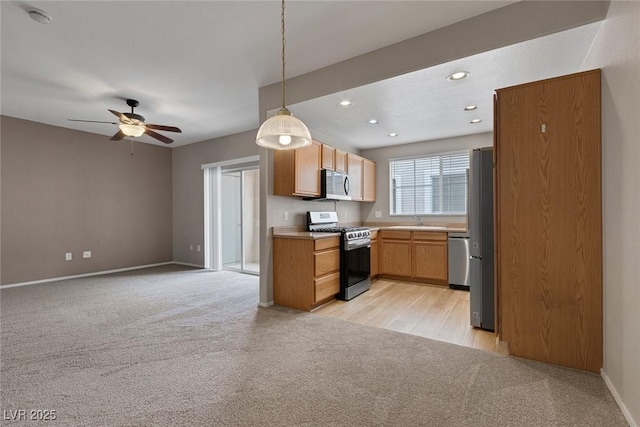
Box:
<box><xmin>0</xmin><ymin>265</ymin><xmax>627</xmax><ymax>426</ymax></box>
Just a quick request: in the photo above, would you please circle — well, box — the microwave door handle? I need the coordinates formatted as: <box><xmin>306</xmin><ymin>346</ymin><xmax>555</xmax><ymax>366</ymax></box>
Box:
<box><xmin>344</xmin><ymin>176</ymin><xmax>350</xmax><ymax>196</ymax></box>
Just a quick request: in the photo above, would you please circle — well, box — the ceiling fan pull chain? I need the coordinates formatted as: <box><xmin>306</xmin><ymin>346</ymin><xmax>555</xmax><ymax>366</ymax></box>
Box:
<box><xmin>130</xmin><ymin>139</ymin><xmax>134</xmax><ymax>156</ymax></box>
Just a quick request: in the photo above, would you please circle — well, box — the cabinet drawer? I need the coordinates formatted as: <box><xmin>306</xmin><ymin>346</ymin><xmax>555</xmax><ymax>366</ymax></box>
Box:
<box><xmin>315</xmin><ymin>237</ymin><xmax>340</xmax><ymax>251</ymax></box>
<box><xmin>315</xmin><ymin>248</ymin><xmax>340</xmax><ymax>276</ymax></box>
<box><xmin>315</xmin><ymin>272</ymin><xmax>340</xmax><ymax>302</ymax></box>
<box><xmin>413</xmin><ymin>231</ymin><xmax>448</xmax><ymax>241</ymax></box>
<box><xmin>380</xmin><ymin>230</ymin><xmax>411</xmax><ymax>240</ymax></box>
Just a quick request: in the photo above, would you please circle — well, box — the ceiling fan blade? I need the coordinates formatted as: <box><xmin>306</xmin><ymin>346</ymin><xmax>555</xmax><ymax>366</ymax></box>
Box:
<box><xmin>145</xmin><ymin>123</ymin><xmax>182</xmax><ymax>133</ymax></box>
<box><xmin>110</xmin><ymin>130</ymin><xmax>126</xmax><ymax>141</ymax></box>
<box><xmin>144</xmin><ymin>128</ymin><xmax>174</xmax><ymax>144</ymax></box>
<box><xmin>68</xmin><ymin>119</ymin><xmax>118</xmax><ymax>124</ymax></box>
<box><xmin>108</xmin><ymin>109</ymin><xmax>132</xmax><ymax>124</ymax></box>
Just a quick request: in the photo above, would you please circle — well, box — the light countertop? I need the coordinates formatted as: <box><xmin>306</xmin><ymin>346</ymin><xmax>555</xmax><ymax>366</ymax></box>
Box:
<box><xmin>272</xmin><ymin>224</ymin><xmax>467</xmax><ymax>240</ymax></box>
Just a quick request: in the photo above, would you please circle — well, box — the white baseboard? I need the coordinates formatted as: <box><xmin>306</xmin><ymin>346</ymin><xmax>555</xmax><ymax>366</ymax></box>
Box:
<box><xmin>601</xmin><ymin>369</ymin><xmax>637</xmax><ymax>427</ymax></box>
<box><xmin>172</xmin><ymin>262</ymin><xmax>205</xmax><ymax>268</ymax></box>
<box><xmin>258</xmin><ymin>301</ymin><xmax>274</xmax><ymax>308</ymax></box>
<box><xmin>0</xmin><ymin>262</ymin><xmax>201</xmax><ymax>289</ymax></box>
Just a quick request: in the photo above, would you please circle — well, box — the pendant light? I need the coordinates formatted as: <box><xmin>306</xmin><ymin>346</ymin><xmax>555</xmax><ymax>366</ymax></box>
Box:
<box><xmin>256</xmin><ymin>0</ymin><xmax>312</xmax><ymax>150</ymax></box>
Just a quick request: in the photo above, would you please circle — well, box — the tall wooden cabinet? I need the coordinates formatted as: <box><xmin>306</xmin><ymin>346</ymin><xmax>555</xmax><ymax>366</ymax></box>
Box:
<box><xmin>495</xmin><ymin>70</ymin><xmax>602</xmax><ymax>373</ymax></box>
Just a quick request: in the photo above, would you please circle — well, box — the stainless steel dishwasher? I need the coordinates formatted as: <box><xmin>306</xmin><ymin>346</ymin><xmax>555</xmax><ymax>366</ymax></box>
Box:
<box><xmin>448</xmin><ymin>232</ymin><xmax>470</xmax><ymax>290</ymax></box>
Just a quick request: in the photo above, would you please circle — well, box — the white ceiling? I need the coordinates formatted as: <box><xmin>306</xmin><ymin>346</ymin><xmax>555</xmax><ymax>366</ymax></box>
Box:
<box><xmin>1</xmin><ymin>1</ymin><xmax>600</xmax><ymax>149</ymax></box>
<box><xmin>290</xmin><ymin>21</ymin><xmax>603</xmax><ymax>149</ymax></box>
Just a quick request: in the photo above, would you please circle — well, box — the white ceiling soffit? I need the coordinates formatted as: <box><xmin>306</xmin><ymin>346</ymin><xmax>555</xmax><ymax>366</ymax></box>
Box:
<box><xmin>289</xmin><ymin>21</ymin><xmax>603</xmax><ymax>150</ymax></box>
<box><xmin>0</xmin><ymin>1</ymin><xmax>516</xmax><ymax>147</ymax></box>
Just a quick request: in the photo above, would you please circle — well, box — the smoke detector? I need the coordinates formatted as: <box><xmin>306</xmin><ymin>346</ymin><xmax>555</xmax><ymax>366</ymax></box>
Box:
<box><xmin>27</xmin><ymin>7</ymin><xmax>52</xmax><ymax>24</ymax></box>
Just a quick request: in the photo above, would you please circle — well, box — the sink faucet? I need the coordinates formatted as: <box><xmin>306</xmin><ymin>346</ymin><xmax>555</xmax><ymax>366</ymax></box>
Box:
<box><xmin>412</xmin><ymin>216</ymin><xmax>423</xmax><ymax>225</ymax></box>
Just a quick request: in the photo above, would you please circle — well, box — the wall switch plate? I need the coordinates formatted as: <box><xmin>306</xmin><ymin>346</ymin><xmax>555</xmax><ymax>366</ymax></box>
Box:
<box><xmin>65</xmin><ymin>252</ymin><xmax>72</xmax><ymax>261</ymax></box>
<box><xmin>375</xmin><ymin>210</ymin><xmax>383</xmax><ymax>218</ymax></box>
<box><xmin>197</xmin><ymin>245</ymin><xmax>201</xmax><ymax>252</ymax></box>
<box><xmin>283</xmin><ymin>211</ymin><xmax>289</xmax><ymax>221</ymax></box>
<box><xmin>189</xmin><ymin>245</ymin><xmax>194</xmax><ymax>251</ymax></box>
<box><xmin>344</xmin><ymin>210</ymin><xmax>348</xmax><ymax>219</ymax></box>
<box><xmin>83</xmin><ymin>251</ymin><xmax>92</xmax><ymax>259</ymax></box>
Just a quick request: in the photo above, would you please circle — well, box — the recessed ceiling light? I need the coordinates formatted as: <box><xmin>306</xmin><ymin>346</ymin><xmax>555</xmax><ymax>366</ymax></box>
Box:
<box><xmin>367</xmin><ymin>119</ymin><xmax>379</xmax><ymax>125</ymax></box>
<box><xmin>338</xmin><ymin>100</ymin><xmax>353</xmax><ymax>107</ymax></box>
<box><xmin>447</xmin><ymin>71</ymin><xmax>469</xmax><ymax>81</ymax></box>
<box><xmin>464</xmin><ymin>105</ymin><xmax>478</xmax><ymax>111</ymax></box>
<box><xmin>389</xmin><ymin>133</ymin><xmax>398</xmax><ymax>137</ymax></box>
<box><xmin>470</xmin><ymin>119</ymin><xmax>482</xmax><ymax>124</ymax></box>
<box><xmin>26</xmin><ymin>7</ymin><xmax>52</xmax><ymax>24</ymax></box>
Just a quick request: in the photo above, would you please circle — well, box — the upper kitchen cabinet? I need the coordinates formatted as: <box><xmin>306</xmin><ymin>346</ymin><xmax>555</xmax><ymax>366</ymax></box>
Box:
<box><xmin>496</xmin><ymin>70</ymin><xmax>602</xmax><ymax>373</ymax></box>
<box><xmin>363</xmin><ymin>159</ymin><xmax>376</xmax><ymax>202</ymax></box>
<box><xmin>321</xmin><ymin>144</ymin><xmax>335</xmax><ymax>170</ymax></box>
<box><xmin>274</xmin><ymin>139</ymin><xmax>322</xmax><ymax>197</ymax></box>
<box><xmin>335</xmin><ymin>149</ymin><xmax>347</xmax><ymax>173</ymax></box>
<box><xmin>347</xmin><ymin>153</ymin><xmax>363</xmax><ymax>201</ymax></box>
<box><xmin>273</xmin><ymin>140</ymin><xmax>375</xmax><ymax>201</ymax></box>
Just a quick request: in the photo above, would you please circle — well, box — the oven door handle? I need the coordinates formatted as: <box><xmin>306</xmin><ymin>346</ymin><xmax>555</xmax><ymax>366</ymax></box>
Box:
<box><xmin>344</xmin><ymin>241</ymin><xmax>371</xmax><ymax>251</ymax></box>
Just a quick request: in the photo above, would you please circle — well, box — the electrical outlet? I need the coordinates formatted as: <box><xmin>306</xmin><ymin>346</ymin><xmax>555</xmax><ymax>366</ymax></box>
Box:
<box><xmin>344</xmin><ymin>210</ymin><xmax>348</xmax><ymax>219</ymax></box>
<box><xmin>197</xmin><ymin>245</ymin><xmax>201</xmax><ymax>252</ymax></box>
<box><xmin>375</xmin><ymin>211</ymin><xmax>382</xmax><ymax>218</ymax></box>
<box><xmin>83</xmin><ymin>251</ymin><xmax>92</xmax><ymax>259</ymax></box>
<box><xmin>65</xmin><ymin>252</ymin><xmax>72</xmax><ymax>261</ymax></box>
<box><xmin>283</xmin><ymin>211</ymin><xmax>289</xmax><ymax>221</ymax></box>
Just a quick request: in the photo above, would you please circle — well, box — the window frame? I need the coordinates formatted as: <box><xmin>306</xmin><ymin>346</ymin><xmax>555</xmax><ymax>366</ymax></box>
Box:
<box><xmin>388</xmin><ymin>150</ymin><xmax>470</xmax><ymax>217</ymax></box>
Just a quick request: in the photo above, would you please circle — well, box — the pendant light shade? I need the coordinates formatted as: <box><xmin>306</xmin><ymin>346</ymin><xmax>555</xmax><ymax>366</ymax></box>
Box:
<box><xmin>256</xmin><ymin>0</ymin><xmax>311</xmax><ymax>150</ymax></box>
<box><xmin>256</xmin><ymin>108</ymin><xmax>311</xmax><ymax>150</ymax></box>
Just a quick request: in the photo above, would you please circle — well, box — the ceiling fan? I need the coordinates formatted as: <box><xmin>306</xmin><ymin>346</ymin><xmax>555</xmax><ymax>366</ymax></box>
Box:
<box><xmin>68</xmin><ymin>99</ymin><xmax>182</xmax><ymax>144</ymax></box>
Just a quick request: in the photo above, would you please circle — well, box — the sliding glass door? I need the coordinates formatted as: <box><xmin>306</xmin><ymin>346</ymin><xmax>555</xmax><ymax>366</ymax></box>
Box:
<box><xmin>220</xmin><ymin>167</ymin><xmax>259</xmax><ymax>274</ymax></box>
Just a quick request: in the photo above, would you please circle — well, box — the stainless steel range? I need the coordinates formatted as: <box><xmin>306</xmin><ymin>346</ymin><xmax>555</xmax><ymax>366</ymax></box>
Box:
<box><xmin>307</xmin><ymin>212</ymin><xmax>371</xmax><ymax>301</ymax></box>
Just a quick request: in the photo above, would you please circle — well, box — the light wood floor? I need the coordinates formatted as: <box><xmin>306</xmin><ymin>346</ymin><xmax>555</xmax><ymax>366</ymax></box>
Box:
<box><xmin>313</xmin><ymin>279</ymin><xmax>508</xmax><ymax>355</ymax></box>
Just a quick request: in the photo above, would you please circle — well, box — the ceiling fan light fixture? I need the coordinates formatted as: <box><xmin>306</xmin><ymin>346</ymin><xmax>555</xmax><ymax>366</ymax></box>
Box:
<box><xmin>256</xmin><ymin>108</ymin><xmax>312</xmax><ymax>150</ymax></box>
<box><xmin>256</xmin><ymin>0</ymin><xmax>311</xmax><ymax>151</ymax></box>
<box><xmin>119</xmin><ymin>123</ymin><xmax>145</xmax><ymax>137</ymax></box>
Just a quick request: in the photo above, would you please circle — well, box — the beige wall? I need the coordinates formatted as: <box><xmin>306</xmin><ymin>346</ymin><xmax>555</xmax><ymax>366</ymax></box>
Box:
<box><xmin>0</xmin><ymin>116</ymin><xmax>172</xmax><ymax>285</ymax></box>
<box><xmin>172</xmin><ymin>130</ymin><xmax>260</xmax><ymax>266</ymax></box>
<box><xmin>360</xmin><ymin>132</ymin><xmax>493</xmax><ymax>226</ymax></box>
<box><xmin>581</xmin><ymin>1</ymin><xmax>640</xmax><ymax>424</ymax></box>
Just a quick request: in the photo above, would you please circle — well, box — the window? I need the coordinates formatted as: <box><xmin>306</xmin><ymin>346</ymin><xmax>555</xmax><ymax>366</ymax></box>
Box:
<box><xmin>390</xmin><ymin>151</ymin><xmax>469</xmax><ymax>215</ymax></box>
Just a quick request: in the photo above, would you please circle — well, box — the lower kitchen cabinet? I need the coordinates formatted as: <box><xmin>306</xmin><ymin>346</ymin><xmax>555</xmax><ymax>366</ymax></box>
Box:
<box><xmin>412</xmin><ymin>232</ymin><xmax>448</xmax><ymax>283</ymax></box>
<box><xmin>379</xmin><ymin>230</ymin><xmax>448</xmax><ymax>285</ymax></box>
<box><xmin>379</xmin><ymin>230</ymin><xmax>412</xmax><ymax>276</ymax></box>
<box><xmin>273</xmin><ymin>236</ymin><xmax>341</xmax><ymax>311</ymax></box>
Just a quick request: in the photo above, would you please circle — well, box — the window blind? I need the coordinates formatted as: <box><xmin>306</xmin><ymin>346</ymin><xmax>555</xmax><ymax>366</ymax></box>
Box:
<box><xmin>390</xmin><ymin>151</ymin><xmax>469</xmax><ymax>215</ymax></box>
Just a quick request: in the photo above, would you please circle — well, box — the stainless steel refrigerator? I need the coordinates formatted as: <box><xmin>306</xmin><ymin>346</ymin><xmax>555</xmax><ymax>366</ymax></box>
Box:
<box><xmin>469</xmin><ymin>147</ymin><xmax>494</xmax><ymax>331</ymax></box>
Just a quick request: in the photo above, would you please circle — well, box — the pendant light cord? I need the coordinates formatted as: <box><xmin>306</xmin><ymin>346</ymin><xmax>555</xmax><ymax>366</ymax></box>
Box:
<box><xmin>281</xmin><ymin>0</ymin><xmax>287</xmax><ymax>110</ymax></box>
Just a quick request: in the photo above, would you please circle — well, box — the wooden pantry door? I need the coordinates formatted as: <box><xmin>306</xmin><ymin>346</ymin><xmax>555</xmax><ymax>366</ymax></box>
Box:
<box><xmin>496</xmin><ymin>70</ymin><xmax>602</xmax><ymax>372</ymax></box>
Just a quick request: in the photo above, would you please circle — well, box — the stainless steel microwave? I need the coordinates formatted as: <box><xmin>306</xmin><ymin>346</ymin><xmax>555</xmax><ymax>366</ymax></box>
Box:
<box><xmin>306</xmin><ymin>169</ymin><xmax>351</xmax><ymax>201</ymax></box>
